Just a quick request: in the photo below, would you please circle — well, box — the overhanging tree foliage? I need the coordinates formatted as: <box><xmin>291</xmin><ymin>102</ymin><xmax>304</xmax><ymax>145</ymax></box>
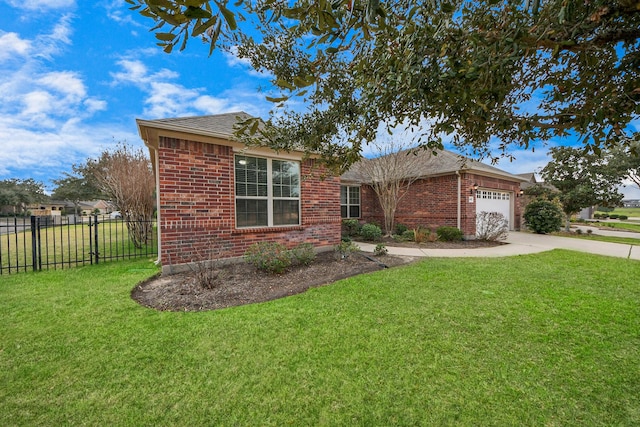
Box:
<box><xmin>540</xmin><ymin>146</ymin><xmax>624</xmax><ymax>231</ymax></box>
<box><xmin>129</xmin><ymin>0</ymin><xmax>639</xmax><ymax>170</ymax></box>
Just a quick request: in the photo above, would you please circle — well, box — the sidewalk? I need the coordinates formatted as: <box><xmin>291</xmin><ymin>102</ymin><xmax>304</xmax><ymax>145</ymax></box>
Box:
<box><xmin>356</xmin><ymin>231</ymin><xmax>640</xmax><ymax>260</ymax></box>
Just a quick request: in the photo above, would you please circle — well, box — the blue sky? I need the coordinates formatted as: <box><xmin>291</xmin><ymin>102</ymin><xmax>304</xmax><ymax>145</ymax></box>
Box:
<box><xmin>1</xmin><ymin>0</ymin><xmax>639</xmax><ymax>199</ymax></box>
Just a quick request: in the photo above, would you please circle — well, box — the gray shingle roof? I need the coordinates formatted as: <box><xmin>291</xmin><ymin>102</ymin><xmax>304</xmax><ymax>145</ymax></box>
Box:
<box><xmin>138</xmin><ymin>111</ymin><xmax>254</xmax><ymax>139</ymax></box>
<box><xmin>341</xmin><ymin>149</ymin><xmax>526</xmax><ymax>183</ymax></box>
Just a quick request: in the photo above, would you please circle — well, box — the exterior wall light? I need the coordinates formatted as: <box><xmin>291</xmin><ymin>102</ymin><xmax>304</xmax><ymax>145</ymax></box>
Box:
<box><xmin>471</xmin><ymin>183</ymin><xmax>479</xmax><ymax>195</ymax></box>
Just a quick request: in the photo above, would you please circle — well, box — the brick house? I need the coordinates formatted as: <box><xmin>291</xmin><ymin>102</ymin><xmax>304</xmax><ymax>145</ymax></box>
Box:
<box><xmin>341</xmin><ymin>149</ymin><xmax>527</xmax><ymax>238</ymax></box>
<box><xmin>138</xmin><ymin>112</ymin><xmax>525</xmax><ymax>273</ymax></box>
<box><xmin>137</xmin><ymin>112</ymin><xmax>342</xmax><ymax>274</ymax></box>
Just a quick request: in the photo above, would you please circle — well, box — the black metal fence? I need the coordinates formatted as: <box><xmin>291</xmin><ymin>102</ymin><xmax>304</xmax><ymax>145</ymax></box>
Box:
<box><xmin>0</xmin><ymin>214</ymin><xmax>157</xmax><ymax>275</ymax></box>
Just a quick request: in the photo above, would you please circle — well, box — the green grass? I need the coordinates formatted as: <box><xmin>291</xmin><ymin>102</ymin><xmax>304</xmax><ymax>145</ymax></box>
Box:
<box><xmin>556</xmin><ymin>230</ymin><xmax>640</xmax><ymax>245</ymax></box>
<box><xmin>596</xmin><ymin>207</ymin><xmax>640</xmax><ymax>217</ymax></box>
<box><xmin>2</xmin><ymin>252</ymin><xmax>640</xmax><ymax>425</ymax></box>
<box><xmin>594</xmin><ymin>221</ymin><xmax>640</xmax><ymax>232</ymax></box>
<box><xmin>1</xmin><ymin>220</ymin><xmax>156</xmax><ymax>272</ymax></box>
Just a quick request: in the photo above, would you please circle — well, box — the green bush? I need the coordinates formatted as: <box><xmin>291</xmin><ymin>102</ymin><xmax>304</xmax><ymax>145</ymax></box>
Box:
<box><xmin>291</xmin><ymin>243</ymin><xmax>316</xmax><ymax>266</ymax></box>
<box><xmin>524</xmin><ymin>199</ymin><xmax>563</xmax><ymax>234</ymax></box>
<box><xmin>395</xmin><ymin>223</ymin><xmax>408</xmax><ymax>235</ymax></box>
<box><xmin>334</xmin><ymin>241</ymin><xmax>361</xmax><ymax>259</ymax></box>
<box><xmin>609</xmin><ymin>214</ymin><xmax>619</xmax><ymax>219</ymax></box>
<box><xmin>437</xmin><ymin>226</ymin><xmax>463</xmax><ymax>241</ymax></box>
<box><xmin>400</xmin><ymin>229</ymin><xmax>415</xmax><ymax>241</ymax></box>
<box><xmin>360</xmin><ymin>223</ymin><xmax>382</xmax><ymax>241</ymax></box>
<box><xmin>374</xmin><ymin>243</ymin><xmax>388</xmax><ymax>256</ymax></box>
<box><xmin>619</xmin><ymin>215</ymin><xmax>628</xmax><ymax>220</ymax></box>
<box><xmin>244</xmin><ymin>242</ymin><xmax>292</xmax><ymax>274</ymax></box>
<box><xmin>342</xmin><ymin>219</ymin><xmax>361</xmax><ymax>237</ymax></box>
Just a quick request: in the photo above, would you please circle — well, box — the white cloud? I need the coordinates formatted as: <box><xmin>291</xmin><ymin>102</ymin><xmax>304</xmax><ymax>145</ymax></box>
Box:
<box><xmin>3</xmin><ymin>0</ymin><xmax>75</xmax><ymax>11</ymax></box>
<box><xmin>223</xmin><ymin>46</ymin><xmax>272</xmax><ymax>78</ymax></box>
<box><xmin>0</xmin><ymin>32</ymin><xmax>32</xmax><ymax>61</ymax></box>
<box><xmin>111</xmin><ymin>57</ymin><xmax>269</xmax><ymax>118</ymax></box>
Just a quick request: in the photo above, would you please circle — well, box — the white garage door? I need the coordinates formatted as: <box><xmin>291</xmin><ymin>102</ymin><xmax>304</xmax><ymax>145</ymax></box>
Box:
<box><xmin>476</xmin><ymin>190</ymin><xmax>512</xmax><ymax>230</ymax></box>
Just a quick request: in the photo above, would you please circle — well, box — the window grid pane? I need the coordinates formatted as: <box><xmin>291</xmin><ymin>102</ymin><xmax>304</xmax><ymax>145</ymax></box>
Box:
<box><xmin>235</xmin><ymin>155</ymin><xmax>300</xmax><ymax>227</ymax></box>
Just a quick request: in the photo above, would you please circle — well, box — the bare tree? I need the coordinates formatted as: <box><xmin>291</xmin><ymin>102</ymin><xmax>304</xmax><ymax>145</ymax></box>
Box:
<box><xmin>354</xmin><ymin>140</ymin><xmax>425</xmax><ymax>236</ymax></box>
<box><xmin>86</xmin><ymin>143</ymin><xmax>155</xmax><ymax>248</ymax></box>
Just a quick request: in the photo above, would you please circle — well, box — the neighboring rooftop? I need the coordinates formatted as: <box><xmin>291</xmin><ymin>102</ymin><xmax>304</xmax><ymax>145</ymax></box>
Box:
<box><xmin>341</xmin><ymin>149</ymin><xmax>527</xmax><ymax>183</ymax></box>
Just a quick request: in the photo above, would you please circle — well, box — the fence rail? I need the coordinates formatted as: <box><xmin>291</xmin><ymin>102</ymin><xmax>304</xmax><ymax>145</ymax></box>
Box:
<box><xmin>0</xmin><ymin>215</ymin><xmax>157</xmax><ymax>275</ymax></box>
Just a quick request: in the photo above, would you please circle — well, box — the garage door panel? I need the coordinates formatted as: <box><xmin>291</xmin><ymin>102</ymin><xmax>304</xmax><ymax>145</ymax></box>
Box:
<box><xmin>476</xmin><ymin>190</ymin><xmax>511</xmax><ymax>231</ymax></box>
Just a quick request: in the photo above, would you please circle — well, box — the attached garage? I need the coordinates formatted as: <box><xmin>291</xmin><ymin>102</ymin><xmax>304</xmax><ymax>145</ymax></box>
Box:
<box><xmin>476</xmin><ymin>189</ymin><xmax>514</xmax><ymax>232</ymax></box>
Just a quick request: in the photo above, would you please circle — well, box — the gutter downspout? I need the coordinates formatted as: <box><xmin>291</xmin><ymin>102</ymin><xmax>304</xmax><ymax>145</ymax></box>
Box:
<box><xmin>153</xmin><ymin>147</ymin><xmax>161</xmax><ymax>266</ymax></box>
<box><xmin>455</xmin><ymin>170</ymin><xmax>461</xmax><ymax>230</ymax></box>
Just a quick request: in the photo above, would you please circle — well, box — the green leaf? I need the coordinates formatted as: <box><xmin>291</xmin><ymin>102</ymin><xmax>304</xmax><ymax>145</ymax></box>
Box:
<box><xmin>275</xmin><ymin>79</ymin><xmax>296</xmax><ymax>90</ymax></box>
<box><xmin>184</xmin><ymin>6</ymin><xmax>211</xmax><ymax>19</ymax></box>
<box><xmin>192</xmin><ymin>17</ymin><xmax>217</xmax><ymax>37</ymax></box>
<box><xmin>266</xmin><ymin>95</ymin><xmax>289</xmax><ymax>103</ymax></box>
<box><xmin>155</xmin><ymin>32</ymin><xmax>177</xmax><ymax>41</ymax></box>
<box><xmin>220</xmin><ymin>5</ymin><xmax>237</xmax><ymax>30</ymax></box>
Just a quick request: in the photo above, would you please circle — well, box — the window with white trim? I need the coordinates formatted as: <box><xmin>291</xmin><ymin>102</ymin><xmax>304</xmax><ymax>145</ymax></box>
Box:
<box><xmin>340</xmin><ymin>185</ymin><xmax>360</xmax><ymax>218</ymax></box>
<box><xmin>235</xmin><ymin>155</ymin><xmax>300</xmax><ymax>227</ymax></box>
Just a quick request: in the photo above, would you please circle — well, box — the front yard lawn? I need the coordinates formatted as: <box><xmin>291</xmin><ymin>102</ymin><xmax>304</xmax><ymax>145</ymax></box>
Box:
<box><xmin>1</xmin><ymin>251</ymin><xmax>639</xmax><ymax>425</ymax></box>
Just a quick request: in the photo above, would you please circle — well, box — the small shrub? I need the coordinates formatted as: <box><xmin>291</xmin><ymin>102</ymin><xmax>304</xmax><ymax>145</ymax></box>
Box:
<box><xmin>291</xmin><ymin>243</ymin><xmax>316</xmax><ymax>266</ymax></box>
<box><xmin>413</xmin><ymin>226</ymin><xmax>430</xmax><ymax>244</ymax></box>
<box><xmin>342</xmin><ymin>219</ymin><xmax>361</xmax><ymax>237</ymax></box>
<box><xmin>334</xmin><ymin>241</ymin><xmax>360</xmax><ymax>259</ymax></box>
<box><xmin>609</xmin><ymin>214</ymin><xmax>619</xmax><ymax>219</ymax></box>
<box><xmin>437</xmin><ymin>226</ymin><xmax>463</xmax><ymax>241</ymax></box>
<box><xmin>188</xmin><ymin>243</ymin><xmax>225</xmax><ymax>289</ymax></box>
<box><xmin>587</xmin><ymin>229</ymin><xmax>593</xmax><ymax>234</ymax></box>
<box><xmin>360</xmin><ymin>223</ymin><xmax>382</xmax><ymax>241</ymax></box>
<box><xmin>476</xmin><ymin>211</ymin><xmax>508</xmax><ymax>241</ymax></box>
<box><xmin>523</xmin><ymin>199</ymin><xmax>563</xmax><ymax>234</ymax></box>
<box><xmin>400</xmin><ymin>229</ymin><xmax>415</xmax><ymax>241</ymax></box>
<box><xmin>374</xmin><ymin>243</ymin><xmax>388</xmax><ymax>256</ymax></box>
<box><xmin>244</xmin><ymin>242</ymin><xmax>292</xmax><ymax>274</ymax></box>
<box><xmin>395</xmin><ymin>223</ymin><xmax>408</xmax><ymax>235</ymax></box>
<box><xmin>575</xmin><ymin>228</ymin><xmax>583</xmax><ymax>235</ymax></box>
<box><xmin>619</xmin><ymin>215</ymin><xmax>628</xmax><ymax>220</ymax></box>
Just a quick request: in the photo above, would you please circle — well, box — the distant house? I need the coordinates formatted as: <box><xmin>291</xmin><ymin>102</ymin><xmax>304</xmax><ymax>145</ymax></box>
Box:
<box><xmin>26</xmin><ymin>202</ymin><xmax>66</xmax><ymax>217</ymax></box>
<box><xmin>137</xmin><ymin>112</ymin><xmax>527</xmax><ymax>273</ymax></box>
<box><xmin>343</xmin><ymin>150</ymin><xmax>527</xmax><ymax>237</ymax></box>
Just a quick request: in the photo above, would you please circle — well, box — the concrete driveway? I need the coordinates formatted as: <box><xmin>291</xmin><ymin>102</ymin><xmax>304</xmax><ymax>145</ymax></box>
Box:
<box><xmin>357</xmin><ymin>231</ymin><xmax>640</xmax><ymax>260</ymax></box>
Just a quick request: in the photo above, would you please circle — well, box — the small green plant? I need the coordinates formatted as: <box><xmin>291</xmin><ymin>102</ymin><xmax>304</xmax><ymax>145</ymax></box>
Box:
<box><xmin>334</xmin><ymin>241</ymin><xmax>360</xmax><ymax>259</ymax></box>
<box><xmin>619</xmin><ymin>215</ymin><xmax>628</xmax><ymax>220</ymax></box>
<box><xmin>575</xmin><ymin>228</ymin><xmax>583</xmax><ymax>235</ymax></box>
<box><xmin>291</xmin><ymin>243</ymin><xmax>316</xmax><ymax>266</ymax></box>
<box><xmin>374</xmin><ymin>243</ymin><xmax>388</xmax><ymax>256</ymax></box>
<box><xmin>342</xmin><ymin>219</ymin><xmax>361</xmax><ymax>237</ymax></box>
<box><xmin>395</xmin><ymin>223</ymin><xmax>408</xmax><ymax>235</ymax></box>
<box><xmin>437</xmin><ymin>226</ymin><xmax>463</xmax><ymax>241</ymax></box>
<box><xmin>400</xmin><ymin>229</ymin><xmax>415</xmax><ymax>241</ymax></box>
<box><xmin>587</xmin><ymin>229</ymin><xmax>593</xmax><ymax>234</ymax></box>
<box><xmin>609</xmin><ymin>214</ymin><xmax>619</xmax><ymax>219</ymax></box>
<box><xmin>244</xmin><ymin>242</ymin><xmax>292</xmax><ymax>274</ymax></box>
<box><xmin>524</xmin><ymin>199</ymin><xmax>563</xmax><ymax>234</ymax></box>
<box><xmin>360</xmin><ymin>223</ymin><xmax>382</xmax><ymax>241</ymax></box>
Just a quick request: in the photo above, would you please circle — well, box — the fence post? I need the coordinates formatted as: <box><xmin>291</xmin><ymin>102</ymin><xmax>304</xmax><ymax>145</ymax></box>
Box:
<box><xmin>30</xmin><ymin>216</ymin><xmax>40</xmax><ymax>272</ymax></box>
<box><xmin>93</xmin><ymin>214</ymin><xmax>99</xmax><ymax>264</ymax></box>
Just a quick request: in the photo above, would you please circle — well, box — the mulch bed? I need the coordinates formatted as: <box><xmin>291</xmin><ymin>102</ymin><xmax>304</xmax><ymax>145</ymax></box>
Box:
<box><xmin>132</xmin><ymin>238</ymin><xmax>503</xmax><ymax>312</ymax></box>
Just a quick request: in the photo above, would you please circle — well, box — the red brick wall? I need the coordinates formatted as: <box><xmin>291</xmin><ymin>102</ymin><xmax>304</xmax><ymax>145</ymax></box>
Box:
<box><xmin>360</xmin><ymin>172</ymin><xmax>522</xmax><ymax>236</ymax></box>
<box><xmin>157</xmin><ymin>137</ymin><xmax>341</xmax><ymax>270</ymax></box>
